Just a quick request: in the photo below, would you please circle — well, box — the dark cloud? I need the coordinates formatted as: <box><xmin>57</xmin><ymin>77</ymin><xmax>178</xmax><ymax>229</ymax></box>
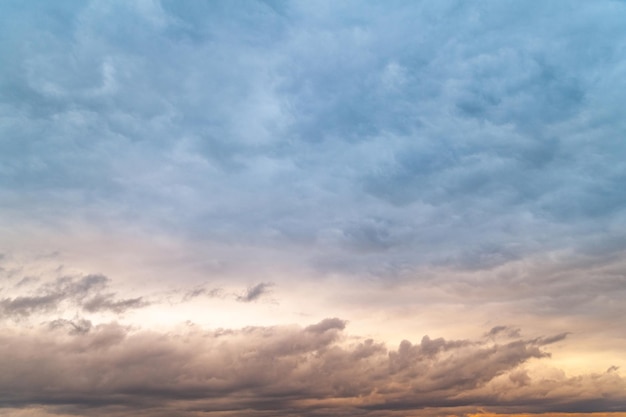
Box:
<box><xmin>0</xmin><ymin>274</ymin><xmax>148</xmax><ymax>319</ymax></box>
<box><xmin>0</xmin><ymin>320</ymin><xmax>622</xmax><ymax>417</ymax></box>
<box><xmin>82</xmin><ymin>294</ymin><xmax>148</xmax><ymax>314</ymax></box>
<box><xmin>534</xmin><ymin>332</ymin><xmax>570</xmax><ymax>346</ymax></box>
<box><xmin>304</xmin><ymin>317</ymin><xmax>346</xmax><ymax>333</ymax></box>
<box><xmin>236</xmin><ymin>282</ymin><xmax>274</xmax><ymax>303</ymax></box>
<box><xmin>182</xmin><ymin>286</ymin><xmax>224</xmax><ymax>302</ymax></box>
<box><xmin>47</xmin><ymin>317</ymin><xmax>93</xmax><ymax>335</ymax></box>
<box><xmin>486</xmin><ymin>325</ymin><xmax>521</xmax><ymax>339</ymax></box>
<box><xmin>0</xmin><ymin>293</ymin><xmax>63</xmax><ymax>317</ymax></box>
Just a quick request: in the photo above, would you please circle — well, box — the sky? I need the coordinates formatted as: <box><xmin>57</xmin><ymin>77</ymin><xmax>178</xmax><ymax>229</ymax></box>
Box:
<box><xmin>1</xmin><ymin>0</ymin><xmax>626</xmax><ymax>416</ymax></box>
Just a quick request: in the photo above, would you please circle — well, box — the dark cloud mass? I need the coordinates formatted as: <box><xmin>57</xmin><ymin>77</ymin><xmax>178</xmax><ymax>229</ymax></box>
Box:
<box><xmin>0</xmin><ymin>319</ymin><xmax>623</xmax><ymax>417</ymax></box>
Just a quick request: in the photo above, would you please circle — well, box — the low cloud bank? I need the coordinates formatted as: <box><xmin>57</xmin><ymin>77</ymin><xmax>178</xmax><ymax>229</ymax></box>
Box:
<box><xmin>0</xmin><ymin>319</ymin><xmax>623</xmax><ymax>417</ymax></box>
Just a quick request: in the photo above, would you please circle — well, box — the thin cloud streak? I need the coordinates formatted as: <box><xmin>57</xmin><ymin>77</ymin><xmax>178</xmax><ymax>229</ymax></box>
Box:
<box><xmin>236</xmin><ymin>282</ymin><xmax>275</xmax><ymax>303</ymax></box>
<box><xmin>0</xmin><ymin>274</ymin><xmax>148</xmax><ymax>319</ymax></box>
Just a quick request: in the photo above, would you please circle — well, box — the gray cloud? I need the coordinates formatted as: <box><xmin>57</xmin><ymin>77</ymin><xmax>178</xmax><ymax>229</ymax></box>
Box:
<box><xmin>82</xmin><ymin>294</ymin><xmax>148</xmax><ymax>314</ymax></box>
<box><xmin>236</xmin><ymin>282</ymin><xmax>274</xmax><ymax>303</ymax></box>
<box><xmin>0</xmin><ymin>293</ymin><xmax>63</xmax><ymax>317</ymax></box>
<box><xmin>534</xmin><ymin>332</ymin><xmax>570</xmax><ymax>346</ymax></box>
<box><xmin>1</xmin><ymin>0</ymin><xmax>625</xmax><ymax>278</ymax></box>
<box><xmin>181</xmin><ymin>286</ymin><xmax>224</xmax><ymax>302</ymax></box>
<box><xmin>0</xmin><ymin>274</ymin><xmax>148</xmax><ymax>319</ymax></box>
<box><xmin>0</xmin><ymin>320</ymin><xmax>623</xmax><ymax>416</ymax></box>
<box><xmin>304</xmin><ymin>317</ymin><xmax>346</xmax><ymax>334</ymax></box>
<box><xmin>47</xmin><ymin>318</ymin><xmax>93</xmax><ymax>335</ymax></box>
<box><xmin>486</xmin><ymin>325</ymin><xmax>521</xmax><ymax>339</ymax></box>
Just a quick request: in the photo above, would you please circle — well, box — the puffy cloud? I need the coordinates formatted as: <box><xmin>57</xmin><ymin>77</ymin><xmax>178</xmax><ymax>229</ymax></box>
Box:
<box><xmin>0</xmin><ymin>319</ymin><xmax>623</xmax><ymax>417</ymax></box>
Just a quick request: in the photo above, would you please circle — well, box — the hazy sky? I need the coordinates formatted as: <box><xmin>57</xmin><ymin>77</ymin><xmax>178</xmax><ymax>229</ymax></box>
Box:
<box><xmin>1</xmin><ymin>1</ymin><xmax>626</xmax><ymax>416</ymax></box>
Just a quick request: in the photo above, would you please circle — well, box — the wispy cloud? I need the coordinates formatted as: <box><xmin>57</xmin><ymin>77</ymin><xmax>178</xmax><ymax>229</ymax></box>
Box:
<box><xmin>236</xmin><ymin>282</ymin><xmax>275</xmax><ymax>303</ymax></box>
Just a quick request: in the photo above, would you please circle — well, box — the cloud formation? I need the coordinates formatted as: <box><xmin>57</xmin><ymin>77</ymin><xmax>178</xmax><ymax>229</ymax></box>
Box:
<box><xmin>237</xmin><ymin>282</ymin><xmax>275</xmax><ymax>303</ymax></box>
<box><xmin>1</xmin><ymin>0</ymin><xmax>625</xmax><ymax>277</ymax></box>
<box><xmin>0</xmin><ymin>274</ymin><xmax>148</xmax><ymax>319</ymax></box>
<box><xmin>0</xmin><ymin>318</ymin><xmax>623</xmax><ymax>417</ymax></box>
<box><xmin>1</xmin><ymin>1</ymin><xmax>626</xmax><ymax>416</ymax></box>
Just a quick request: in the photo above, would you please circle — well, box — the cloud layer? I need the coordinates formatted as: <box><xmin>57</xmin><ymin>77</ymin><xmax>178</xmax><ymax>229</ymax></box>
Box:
<box><xmin>0</xmin><ymin>263</ymin><xmax>624</xmax><ymax>416</ymax></box>
<box><xmin>1</xmin><ymin>317</ymin><xmax>623</xmax><ymax>417</ymax></box>
<box><xmin>2</xmin><ymin>0</ymin><xmax>626</xmax><ymax>275</ymax></box>
<box><xmin>2</xmin><ymin>0</ymin><xmax>626</xmax><ymax>415</ymax></box>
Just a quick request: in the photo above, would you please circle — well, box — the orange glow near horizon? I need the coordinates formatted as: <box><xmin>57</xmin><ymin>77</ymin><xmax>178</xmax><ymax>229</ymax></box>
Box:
<box><xmin>468</xmin><ymin>413</ymin><xmax>626</xmax><ymax>417</ymax></box>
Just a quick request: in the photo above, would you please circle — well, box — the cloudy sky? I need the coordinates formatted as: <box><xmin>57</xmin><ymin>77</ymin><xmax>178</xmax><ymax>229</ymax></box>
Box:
<box><xmin>1</xmin><ymin>1</ymin><xmax>626</xmax><ymax>416</ymax></box>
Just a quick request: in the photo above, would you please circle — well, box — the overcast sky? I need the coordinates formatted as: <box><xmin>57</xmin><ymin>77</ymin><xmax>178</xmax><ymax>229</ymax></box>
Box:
<box><xmin>2</xmin><ymin>1</ymin><xmax>626</xmax><ymax>416</ymax></box>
